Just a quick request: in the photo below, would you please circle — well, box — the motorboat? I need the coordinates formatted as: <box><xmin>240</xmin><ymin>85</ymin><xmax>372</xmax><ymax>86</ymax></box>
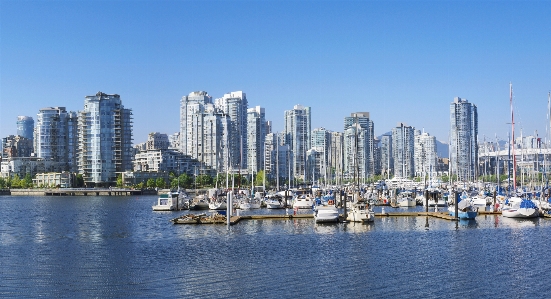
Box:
<box><xmin>293</xmin><ymin>194</ymin><xmax>314</xmax><ymax>209</ymax></box>
<box><xmin>448</xmin><ymin>192</ymin><xmax>478</xmax><ymax>219</ymax></box>
<box><xmin>190</xmin><ymin>195</ymin><xmax>210</xmax><ymax>210</ymax></box>
<box><xmin>265</xmin><ymin>195</ymin><xmax>284</xmax><ymax>209</ymax></box>
<box><xmin>314</xmin><ymin>198</ymin><xmax>340</xmax><ymax>223</ymax></box>
<box><xmin>346</xmin><ymin>200</ymin><xmax>374</xmax><ymax>223</ymax></box>
<box><xmin>398</xmin><ymin>191</ymin><xmax>416</xmax><ymax>207</ymax></box>
<box><xmin>239</xmin><ymin>198</ymin><xmax>261</xmax><ymax>210</ymax></box>
<box><xmin>502</xmin><ymin>196</ymin><xmax>539</xmax><ymax>218</ymax></box>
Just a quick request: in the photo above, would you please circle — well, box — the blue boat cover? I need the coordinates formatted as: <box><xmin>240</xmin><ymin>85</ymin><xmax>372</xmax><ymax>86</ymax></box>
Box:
<box><xmin>520</xmin><ymin>199</ymin><xmax>537</xmax><ymax>209</ymax></box>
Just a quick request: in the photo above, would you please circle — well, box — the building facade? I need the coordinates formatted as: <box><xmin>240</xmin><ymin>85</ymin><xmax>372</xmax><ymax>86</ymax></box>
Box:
<box><xmin>215</xmin><ymin>91</ymin><xmax>248</xmax><ymax>170</ymax></box>
<box><xmin>246</xmin><ymin>106</ymin><xmax>266</xmax><ymax>173</ymax></box>
<box><xmin>343</xmin><ymin>112</ymin><xmax>375</xmax><ymax>180</ymax></box>
<box><xmin>77</xmin><ymin>92</ymin><xmax>133</xmax><ymax>185</ymax></box>
<box><xmin>35</xmin><ymin>107</ymin><xmax>78</xmax><ymax>172</ymax></box>
<box><xmin>2</xmin><ymin>135</ymin><xmax>33</xmax><ymax>159</ymax></box>
<box><xmin>16</xmin><ymin>116</ymin><xmax>34</xmax><ymax>141</ymax></box>
<box><xmin>450</xmin><ymin>97</ymin><xmax>478</xmax><ymax>181</ymax></box>
<box><xmin>380</xmin><ymin>134</ymin><xmax>393</xmax><ymax>178</ymax></box>
<box><xmin>284</xmin><ymin>104</ymin><xmax>311</xmax><ymax>180</ymax></box>
<box><xmin>392</xmin><ymin>123</ymin><xmax>415</xmax><ymax>178</ymax></box>
<box><xmin>414</xmin><ymin>131</ymin><xmax>438</xmax><ymax>178</ymax></box>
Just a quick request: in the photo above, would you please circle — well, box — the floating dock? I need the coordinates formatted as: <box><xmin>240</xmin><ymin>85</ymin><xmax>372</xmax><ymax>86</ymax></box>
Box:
<box><xmin>171</xmin><ymin>210</ymin><xmax>541</xmax><ymax>225</ymax></box>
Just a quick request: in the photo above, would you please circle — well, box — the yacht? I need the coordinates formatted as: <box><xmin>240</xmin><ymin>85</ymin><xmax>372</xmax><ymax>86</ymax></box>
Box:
<box><xmin>314</xmin><ymin>198</ymin><xmax>340</xmax><ymax>223</ymax></box>
<box><xmin>189</xmin><ymin>194</ymin><xmax>210</xmax><ymax>210</ymax></box>
<box><xmin>346</xmin><ymin>200</ymin><xmax>375</xmax><ymax>223</ymax></box>
<box><xmin>265</xmin><ymin>195</ymin><xmax>284</xmax><ymax>209</ymax></box>
<box><xmin>293</xmin><ymin>194</ymin><xmax>314</xmax><ymax>209</ymax></box>
<box><xmin>397</xmin><ymin>191</ymin><xmax>416</xmax><ymax>207</ymax></box>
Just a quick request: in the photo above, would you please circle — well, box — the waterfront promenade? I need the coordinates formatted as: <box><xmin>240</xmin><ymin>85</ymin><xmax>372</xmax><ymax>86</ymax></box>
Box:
<box><xmin>4</xmin><ymin>188</ymin><xmax>157</xmax><ymax>196</ymax></box>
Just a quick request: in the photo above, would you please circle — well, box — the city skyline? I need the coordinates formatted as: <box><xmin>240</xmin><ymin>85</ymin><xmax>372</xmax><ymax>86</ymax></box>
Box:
<box><xmin>1</xmin><ymin>1</ymin><xmax>550</xmax><ymax>144</ymax></box>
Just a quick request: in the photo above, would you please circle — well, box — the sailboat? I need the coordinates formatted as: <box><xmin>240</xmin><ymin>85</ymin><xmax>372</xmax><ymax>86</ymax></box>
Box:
<box><xmin>502</xmin><ymin>83</ymin><xmax>540</xmax><ymax>218</ymax></box>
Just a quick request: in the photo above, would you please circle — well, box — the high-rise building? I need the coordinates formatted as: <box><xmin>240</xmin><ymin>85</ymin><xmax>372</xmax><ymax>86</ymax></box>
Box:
<box><xmin>284</xmin><ymin>104</ymin><xmax>311</xmax><ymax>180</ymax></box>
<box><xmin>77</xmin><ymin>92</ymin><xmax>133</xmax><ymax>185</ymax></box>
<box><xmin>392</xmin><ymin>122</ymin><xmax>415</xmax><ymax>178</ymax></box>
<box><xmin>414</xmin><ymin>131</ymin><xmax>437</xmax><ymax>178</ymax></box>
<box><xmin>180</xmin><ymin>91</ymin><xmax>213</xmax><ymax>156</ymax></box>
<box><xmin>343</xmin><ymin>112</ymin><xmax>375</xmax><ymax>180</ymax></box>
<box><xmin>215</xmin><ymin>91</ymin><xmax>248</xmax><ymax>170</ymax></box>
<box><xmin>202</xmin><ymin>104</ymin><xmax>230</xmax><ymax>172</ymax></box>
<box><xmin>246</xmin><ymin>106</ymin><xmax>266</xmax><ymax>173</ymax></box>
<box><xmin>450</xmin><ymin>97</ymin><xmax>478</xmax><ymax>181</ymax></box>
<box><xmin>16</xmin><ymin>116</ymin><xmax>34</xmax><ymax>141</ymax></box>
<box><xmin>35</xmin><ymin>107</ymin><xmax>78</xmax><ymax>171</ymax></box>
<box><xmin>329</xmin><ymin>131</ymin><xmax>344</xmax><ymax>184</ymax></box>
<box><xmin>380</xmin><ymin>134</ymin><xmax>393</xmax><ymax>178</ymax></box>
<box><xmin>264</xmin><ymin>133</ymin><xmax>290</xmax><ymax>188</ymax></box>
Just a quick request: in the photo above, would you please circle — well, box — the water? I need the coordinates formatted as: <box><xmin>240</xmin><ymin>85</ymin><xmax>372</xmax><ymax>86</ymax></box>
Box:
<box><xmin>1</xmin><ymin>195</ymin><xmax>550</xmax><ymax>298</ymax></box>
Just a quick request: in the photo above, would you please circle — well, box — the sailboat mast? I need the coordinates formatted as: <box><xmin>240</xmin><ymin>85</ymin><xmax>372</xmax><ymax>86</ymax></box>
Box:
<box><xmin>510</xmin><ymin>82</ymin><xmax>517</xmax><ymax>190</ymax></box>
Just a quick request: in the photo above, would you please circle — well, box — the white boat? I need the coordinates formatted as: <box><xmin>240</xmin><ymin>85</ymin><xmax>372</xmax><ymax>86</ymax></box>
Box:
<box><xmin>265</xmin><ymin>197</ymin><xmax>284</xmax><ymax>209</ymax></box>
<box><xmin>152</xmin><ymin>191</ymin><xmax>187</xmax><ymax>211</ymax></box>
<box><xmin>502</xmin><ymin>196</ymin><xmax>539</xmax><ymax>218</ymax></box>
<box><xmin>346</xmin><ymin>201</ymin><xmax>374</xmax><ymax>223</ymax></box>
<box><xmin>209</xmin><ymin>198</ymin><xmax>227</xmax><ymax>210</ymax></box>
<box><xmin>190</xmin><ymin>195</ymin><xmax>210</xmax><ymax>210</ymax></box>
<box><xmin>293</xmin><ymin>195</ymin><xmax>314</xmax><ymax>209</ymax></box>
<box><xmin>398</xmin><ymin>191</ymin><xmax>416</xmax><ymax>207</ymax></box>
<box><xmin>239</xmin><ymin>198</ymin><xmax>261</xmax><ymax>210</ymax></box>
<box><xmin>314</xmin><ymin>199</ymin><xmax>340</xmax><ymax>223</ymax></box>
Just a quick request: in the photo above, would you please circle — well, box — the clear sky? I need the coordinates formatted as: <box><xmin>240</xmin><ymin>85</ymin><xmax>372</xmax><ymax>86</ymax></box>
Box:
<box><xmin>1</xmin><ymin>0</ymin><xmax>550</xmax><ymax>144</ymax></box>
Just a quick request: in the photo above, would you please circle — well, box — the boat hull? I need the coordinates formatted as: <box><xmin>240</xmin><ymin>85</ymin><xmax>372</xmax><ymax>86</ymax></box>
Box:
<box><xmin>449</xmin><ymin>211</ymin><xmax>477</xmax><ymax>219</ymax></box>
<box><xmin>314</xmin><ymin>207</ymin><xmax>340</xmax><ymax>223</ymax></box>
<box><xmin>502</xmin><ymin>208</ymin><xmax>539</xmax><ymax>218</ymax></box>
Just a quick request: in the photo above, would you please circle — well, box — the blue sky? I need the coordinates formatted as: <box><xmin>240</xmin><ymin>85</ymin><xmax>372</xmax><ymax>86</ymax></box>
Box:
<box><xmin>1</xmin><ymin>0</ymin><xmax>550</xmax><ymax>144</ymax></box>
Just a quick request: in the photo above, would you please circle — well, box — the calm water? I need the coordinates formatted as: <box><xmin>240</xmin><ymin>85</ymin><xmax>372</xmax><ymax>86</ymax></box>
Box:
<box><xmin>1</xmin><ymin>195</ymin><xmax>550</xmax><ymax>298</ymax></box>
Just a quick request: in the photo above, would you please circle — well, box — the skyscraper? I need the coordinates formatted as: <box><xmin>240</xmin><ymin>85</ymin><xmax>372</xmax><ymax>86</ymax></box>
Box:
<box><xmin>380</xmin><ymin>134</ymin><xmax>393</xmax><ymax>178</ymax></box>
<box><xmin>392</xmin><ymin>122</ymin><xmax>415</xmax><ymax>178</ymax></box>
<box><xmin>35</xmin><ymin>107</ymin><xmax>78</xmax><ymax>171</ymax></box>
<box><xmin>246</xmin><ymin>106</ymin><xmax>266</xmax><ymax>173</ymax></box>
<box><xmin>180</xmin><ymin>91</ymin><xmax>213</xmax><ymax>157</ymax></box>
<box><xmin>16</xmin><ymin>116</ymin><xmax>34</xmax><ymax>141</ymax></box>
<box><xmin>343</xmin><ymin>112</ymin><xmax>375</xmax><ymax>180</ymax></box>
<box><xmin>450</xmin><ymin>97</ymin><xmax>478</xmax><ymax>181</ymax></box>
<box><xmin>414</xmin><ymin>131</ymin><xmax>437</xmax><ymax>178</ymax></box>
<box><xmin>215</xmin><ymin>91</ymin><xmax>248</xmax><ymax>170</ymax></box>
<box><xmin>77</xmin><ymin>92</ymin><xmax>133</xmax><ymax>185</ymax></box>
<box><xmin>284</xmin><ymin>104</ymin><xmax>311</xmax><ymax>181</ymax></box>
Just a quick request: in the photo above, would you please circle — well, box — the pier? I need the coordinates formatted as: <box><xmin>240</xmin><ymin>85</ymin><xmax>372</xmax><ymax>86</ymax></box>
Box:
<box><xmin>171</xmin><ymin>210</ymin><xmax>545</xmax><ymax>225</ymax></box>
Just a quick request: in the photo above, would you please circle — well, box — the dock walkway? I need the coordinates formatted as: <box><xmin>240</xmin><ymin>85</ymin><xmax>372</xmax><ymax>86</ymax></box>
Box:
<box><xmin>171</xmin><ymin>210</ymin><xmax>532</xmax><ymax>225</ymax></box>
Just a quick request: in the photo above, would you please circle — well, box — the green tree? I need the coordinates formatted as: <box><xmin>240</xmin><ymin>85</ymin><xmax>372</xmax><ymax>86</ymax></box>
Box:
<box><xmin>116</xmin><ymin>174</ymin><xmax>124</xmax><ymax>188</ymax></box>
<box><xmin>0</xmin><ymin>177</ymin><xmax>5</xmax><ymax>189</ymax></box>
<box><xmin>255</xmin><ymin>170</ymin><xmax>265</xmax><ymax>187</ymax></box>
<box><xmin>441</xmin><ymin>174</ymin><xmax>449</xmax><ymax>183</ymax></box>
<box><xmin>156</xmin><ymin>177</ymin><xmax>166</xmax><ymax>188</ymax></box>
<box><xmin>22</xmin><ymin>174</ymin><xmax>33</xmax><ymax>188</ymax></box>
<box><xmin>75</xmin><ymin>174</ymin><xmax>84</xmax><ymax>187</ymax></box>
<box><xmin>11</xmin><ymin>175</ymin><xmax>21</xmax><ymax>189</ymax></box>
<box><xmin>136</xmin><ymin>182</ymin><xmax>145</xmax><ymax>189</ymax></box>
<box><xmin>146</xmin><ymin>178</ymin><xmax>156</xmax><ymax>188</ymax></box>
<box><xmin>196</xmin><ymin>174</ymin><xmax>213</xmax><ymax>187</ymax></box>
